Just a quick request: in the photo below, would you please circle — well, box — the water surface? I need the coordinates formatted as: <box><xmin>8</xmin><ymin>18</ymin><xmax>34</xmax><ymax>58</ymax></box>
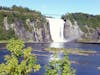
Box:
<box><xmin>0</xmin><ymin>42</ymin><xmax>100</xmax><ymax>75</ymax></box>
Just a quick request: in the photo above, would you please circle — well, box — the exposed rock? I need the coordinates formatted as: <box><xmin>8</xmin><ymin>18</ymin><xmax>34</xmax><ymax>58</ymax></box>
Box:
<box><xmin>64</xmin><ymin>19</ymin><xmax>83</xmax><ymax>39</ymax></box>
<box><xmin>13</xmin><ymin>18</ymin><xmax>31</xmax><ymax>41</ymax></box>
<box><xmin>96</xmin><ymin>28</ymin><xmax>100</xmax><ymax>39</ymax></box>
<box><xmin>9</xmin><ymin>17</ymin><xmax>52</xmax><ymax>42</ymax></box>
<box><xmin>83</xmin><ymin>25</ymin><xmax>100</xmax><ymax>40</ymax></box>
<box><xmin>3</xmin><ymin>17</ymin><xmax>9</xmax><ymax>30</ymax></box>
<box><xmin>0</xmin><ymin>7</ymin><xmax>52</xmax><ymax>42</ymax></box>
<box><xmin>64</xmin><ymin>20</ymin><xmax>73</xmax><ymax>38</ymax></box>
<box><xmin>42</xmin><ymin>22</ymin><xmax>52</xmax><ymax>42</ymax></box>
<box><xmin>26</xmin><ymin>19</ymin><xmax>34</xmax><ymax>29</ymax></box>
<box><xmin>33</xmin><ymin>21</ymin><xmax>52</xmax><ymax>42</ymax></box>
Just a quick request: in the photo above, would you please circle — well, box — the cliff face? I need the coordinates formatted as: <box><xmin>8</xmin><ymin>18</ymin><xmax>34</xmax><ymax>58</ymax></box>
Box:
<box><xmin>3</xmin><ymin>16</ymin><xmax>83</xmax><ymax>42</ymax></box>
<box><xmin>83</xmin><ymin>25</ymin><xmax>100</xmax><ymax>40</ymax></box>
<box><xmin>2</xmin><ymin>6</ymin><xmax>100</xmax><ymax>42</ymax></box>
<box><xmin>3</xmin><ymin>17</ymin><xmax>52</xmax><ymax>42</ymax></box>
<box><xmin>62</xmin><ymin>13</ymin><xmax>100</xmax><ymax>41</ymax></box>
<box><xmin>0</xmin><ymin>5</ymin><xmax>52</xmax><ymax>42</ymax></box>
<box><xmin>64</xmin><ymin>20</ymin><xmax>83</xmax><ymax>40</ymax></box>
<box><xmin>32</xmin><ymin>21</ymin><xmax>52</xmax><ymax>42</ymax></box>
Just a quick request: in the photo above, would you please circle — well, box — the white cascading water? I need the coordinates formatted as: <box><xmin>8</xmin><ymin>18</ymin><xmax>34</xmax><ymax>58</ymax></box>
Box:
<box><xmin>46</xmin><ymin>18</ymin><xmax>65</xmax><ymax>42</ymax></box>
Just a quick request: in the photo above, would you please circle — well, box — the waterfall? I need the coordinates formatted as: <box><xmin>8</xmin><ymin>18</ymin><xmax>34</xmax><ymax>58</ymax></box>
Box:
<box><xmin>47</xmin><ymin>18</ymin><xmax>65</xmax><ymax>42</ymax></box>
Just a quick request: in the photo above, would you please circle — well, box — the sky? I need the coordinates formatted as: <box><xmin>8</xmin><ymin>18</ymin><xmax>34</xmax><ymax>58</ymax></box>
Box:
<box><xmin>0</xmin><ymin>0</ymin><xmax>100</xmax><ymax>18</ymax></box>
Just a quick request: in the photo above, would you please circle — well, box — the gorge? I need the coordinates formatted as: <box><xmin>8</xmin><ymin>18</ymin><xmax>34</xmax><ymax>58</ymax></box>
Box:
<box><xmin>0</xmin><ymin>6</ymin><xmax>100</xmax><ymax>43</ymax></box>
<box><xmin>0</xmin><ymin>10</ymin><xmax>83</xmax><ymax>43</ymax></box>
<box><xmin>0</xmin><ymin>16</ymin><xmax>83</xmax><ymax>43</ymax></box>
<box><xmin>0</xmin><ymin>5</ymin><xmax>100</xmax><ymax>75</ymax></box>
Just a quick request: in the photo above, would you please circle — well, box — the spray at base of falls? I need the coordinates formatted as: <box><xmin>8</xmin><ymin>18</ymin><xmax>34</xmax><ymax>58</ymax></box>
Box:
<box><xmin>47</xmin><ymin>18</ymin><xmax>83</xmax><ymax>43</ymax></box>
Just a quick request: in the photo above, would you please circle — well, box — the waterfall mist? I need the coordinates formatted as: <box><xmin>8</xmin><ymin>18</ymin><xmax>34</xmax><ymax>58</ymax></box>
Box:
<box><xmin>47</xmin><ymin>18</ymin><xmax>83</xmax><ymax>43</ymax></box>
<box><xmin>47</xmin><ymin>18</ymin><xmax>65</xmax><ymax>42</ymax></box>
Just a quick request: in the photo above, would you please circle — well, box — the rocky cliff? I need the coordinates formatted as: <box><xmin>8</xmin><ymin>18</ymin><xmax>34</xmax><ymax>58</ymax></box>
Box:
<box><xmin>64</xmin><ymin>19</ymin><xmax>83</xmax><ymax>40</ymax></box>
<box><xmin>62</xmin><ymin>13</ymin><xmax>100</xmax><ymax>41</ymax></box>
<box><xmin>0</xmin><ymin>6</ymin><xmax>52</xmax><ymax>42</ymax></box>
<box><xmin>3</xmin><ymin>16</ymin><xmax>52</xmax><ymax>42</ymax></box>
<box><xmin>1</xmin><ymin>6</ymin><xmax>100</xmax><ymax>42</ymax></box>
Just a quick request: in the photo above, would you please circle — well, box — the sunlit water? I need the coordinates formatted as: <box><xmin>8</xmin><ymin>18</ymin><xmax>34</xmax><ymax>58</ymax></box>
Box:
<box><xmin>0</xmin><ymin>42</ymin><xmax>100</xmax><ymax>75</ymax></box>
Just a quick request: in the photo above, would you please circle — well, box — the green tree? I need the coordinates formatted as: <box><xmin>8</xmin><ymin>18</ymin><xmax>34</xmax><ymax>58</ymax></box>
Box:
<box><xmin>0</xmin><ymin>39</ymin><xmax>41</xmax><ymax>75</ymax></box>
<box><xmin>61</xmin><ymin>13</ymin><xmax>100</xmax><ymax>29</ymax></box>
<box><xmin>45</xmin><ymin>51</ymin><xmax>75</xmax><ymax>75</ymax></box>
<box><xmin>0</xmin><ymin>5</ymin><xmax>47</xmax><ymax>40</ymax></box>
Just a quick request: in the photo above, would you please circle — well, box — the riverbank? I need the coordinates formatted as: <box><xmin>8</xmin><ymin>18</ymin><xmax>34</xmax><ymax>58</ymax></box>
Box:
<box><xmin>0</xmin><ymin>40</ymin><xmax>52</xmax><ymax>44</ymax></box>
<box><xmin>77</xmin><ymin>39</ymin><xmax>100</xmax><ymax>44</ymax></box>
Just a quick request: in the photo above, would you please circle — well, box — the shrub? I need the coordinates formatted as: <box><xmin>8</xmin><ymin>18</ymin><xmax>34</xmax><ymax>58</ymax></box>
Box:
<box><xmin>0</xmin><ymin>39</ymin><xmax>41</xmax><ymax>75</ymax></box>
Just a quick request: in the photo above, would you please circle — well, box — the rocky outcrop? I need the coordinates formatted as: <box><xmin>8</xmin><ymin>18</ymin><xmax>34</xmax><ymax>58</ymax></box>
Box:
<box><xmin>3</xmin><ymin>17</ymin><xmax>52</xmax><ymax>42</ymax></box>
<box><xmin>63</xmin><ymin>19</ymin><xmax>100</xmax><ymax>41</ymax></box>
<box><xmin>33</xmin><ymin>22</ymin><xmax>52</xmax><ymax>42</ymax></box>
<box><xmin>3</xmin><ymin>17</ymin><xmax>9</xmax><ymax>30</ymax></box>
<box><xmin>96</xmin><ymin>28</ymin><xmax>100</xmax><ymax>39</ymax></box>
<box><xmin>83</xmin><ymin>25</ymin><xmax>100</xmax><ymax>40</ymax></box>
<box><xmin>4</xmin><ymin>16</ymin><xmax>99</xmax><ymax>43</ymax></box>
<box><xmin>62</xmin><ymin>13</ymin><xmax>100</xmax><ymax>41</ymax></box>
<box><xmin>64</xmin><ymin>19</ymin><xmax>83</xmax><ymax>40</ymax></box>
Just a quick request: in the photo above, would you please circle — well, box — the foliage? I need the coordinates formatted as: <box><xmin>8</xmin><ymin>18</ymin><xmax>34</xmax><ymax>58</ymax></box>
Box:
<box><xmin>0</xmin><ymin>5</ymin><xmax>47</xmax><ymax>40</ymax></box>
<box><xmin>61</xmin><ymin>13</ymin><xmax>100</xmax><ymax>32</ymax></box>
<box><xmin>45</xmin><ymin>49</ymin><xmax>76</xmax><ymax>75</ymax></box>
<box><xmin>0</xmin><ymin>27</ymin><xmax>16</xmax><ymax>40</ymax></box>
<box><xmin>0</xmin><ymin>39</ymin><xmax>41</xmax><ymax>75</ymax></box>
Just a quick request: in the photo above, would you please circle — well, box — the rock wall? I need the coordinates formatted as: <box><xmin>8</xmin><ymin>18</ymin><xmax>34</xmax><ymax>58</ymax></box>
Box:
<box><xmin>83</xmin><ymin>25</ymin><xmax>100</xmax><ymax>40</ymax></box>
<box><xmin>4</xmin><ymin>16</ymin><xmax>99</xmax><ymax>42</ymax></box>
<box><xmin>64</xmin><ymin>19</ymin><xmax>83</xmax><ymax>40</ymax></box>
<box><xmin>3</xmin><ymin>17</ymin><xmax>52</xmax><ymax>42</ymax></box>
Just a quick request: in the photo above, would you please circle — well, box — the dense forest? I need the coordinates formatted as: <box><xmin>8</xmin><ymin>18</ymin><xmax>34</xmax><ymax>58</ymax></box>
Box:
<box><xmin>0</xmin><ymin>5</ymin><xmax>46</xmax><ymax>40</ymax></box>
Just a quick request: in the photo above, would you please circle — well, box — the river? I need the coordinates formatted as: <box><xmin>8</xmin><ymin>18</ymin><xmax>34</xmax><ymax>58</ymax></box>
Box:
<box><xmin>0</xmin><ymin>42</ymin><xmax>100</xmax><ymax>75</ymax></box>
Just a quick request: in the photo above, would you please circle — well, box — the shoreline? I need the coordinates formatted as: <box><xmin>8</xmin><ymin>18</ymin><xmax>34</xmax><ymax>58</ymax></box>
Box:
<box><xmin>1</xmin><ymin>39</ymin><xmax>100</xmax><ymax>44</ymax></box>
<box><xmin>0</xmin><ymin>40</ymin><xmax>52</xmax><ymax>44</ymax></box>
<box><xmin>77</xmin><ymin>39</ymin><xmax>100</xmax><ymax>44</ymax></box>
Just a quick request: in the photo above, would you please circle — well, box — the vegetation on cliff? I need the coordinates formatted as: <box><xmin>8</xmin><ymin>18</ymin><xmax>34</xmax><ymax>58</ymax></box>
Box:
<box><xmin>61</xmin><ymin>13</ymin><xmax>100</xmax><ymax>40</ymax></box>
<box><xmin>61</xmin><ymin>13</ymin><xmax>100</xmax><ymax>32</ymax></box>
<box><xmin>0</xmin><ymin>5</ymin><xmax>47</xmax><ymax>40</ymax></box>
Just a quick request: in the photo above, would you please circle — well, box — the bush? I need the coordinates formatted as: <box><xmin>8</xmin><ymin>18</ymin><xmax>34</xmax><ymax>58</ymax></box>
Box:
<box><xmin>61</xmin><ymin>13</ymin><xmax>100</xmax><ymax>30</ymax></box>
<box><xmin>45</xmin><ymin>48</ymin><xmax>76</xmax><ymax>75</ymax></box>
<box><xmin>0</xmin><ymin>39</ymin><xmax>41</xmax><ymax>75</ymax></box>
